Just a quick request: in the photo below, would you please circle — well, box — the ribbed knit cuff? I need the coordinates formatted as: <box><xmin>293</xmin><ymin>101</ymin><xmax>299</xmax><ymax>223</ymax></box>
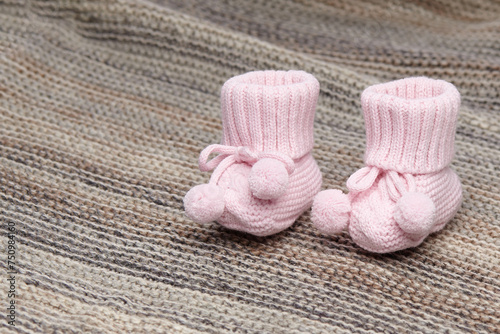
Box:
<box><xmin>220</xmin><ymin>70</ymin><xmax>319</xmax><ymax>160</ymax></box>
<box><xmin>361</xmin><ymin>77</ymin><xmax>460</xmax><ymax>174</ymax></box>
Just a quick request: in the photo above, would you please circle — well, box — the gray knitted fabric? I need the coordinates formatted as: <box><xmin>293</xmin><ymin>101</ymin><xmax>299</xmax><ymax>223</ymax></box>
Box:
<box><xmin>1</xmin><ymin>0</ymin><xmax>499</xmax><ymax>333</ymax></box>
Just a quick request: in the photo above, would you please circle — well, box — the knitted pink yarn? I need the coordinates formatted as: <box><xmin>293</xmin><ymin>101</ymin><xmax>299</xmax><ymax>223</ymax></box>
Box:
<box><xmin>312</xmin><ymin>77</ymin><xmax>463</xmax><ymax>253</ymax></box>
<box><xmin>248</xmin><ymin>158</ymin><xmax>289</xmax><ymax>200</ymax></box>
<box><xmin>311</xmin><ymin>189</ymin><xmax>350</xmax><ymax>234</ymax></box>
<box><xmin>183</xmin><ymin>184</ymin><xmax>225</xmax><ymax>224</ymax></box>
<box><xmin>184</xmin><ymin>70</ymin><xmax>322</xmax><ymax>236</ymax></box>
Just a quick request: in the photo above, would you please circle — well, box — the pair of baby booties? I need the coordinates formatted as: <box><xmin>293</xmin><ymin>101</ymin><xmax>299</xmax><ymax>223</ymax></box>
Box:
<box><xmin>184</xmin><ymin>70</ymin><xmax>462</xmax><ymax>253</ymax></box>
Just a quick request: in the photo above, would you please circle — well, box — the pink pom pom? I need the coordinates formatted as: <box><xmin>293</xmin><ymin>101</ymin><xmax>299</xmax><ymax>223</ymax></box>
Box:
<box><xmin>395</xmin><ymin>192</ymin><xmax>436</xmax><ymax>235</ymax></box>
<box><xmin>311</xmin><ymin>189</ymin><xmax>351</xmax><ymax>234</ymax></box>
<box><xmin>184</xmin><ymin>184</ymin><xmax>225</xmax><ymax>224</ymax></box>
<box><xmin>248</xmin><ymin>158</ymin><xmax>289</xmax><ymax>200</ymax></box>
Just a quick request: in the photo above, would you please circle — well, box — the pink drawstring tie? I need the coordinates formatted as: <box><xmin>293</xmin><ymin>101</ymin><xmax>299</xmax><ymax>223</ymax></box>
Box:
<box><xmin>199</xmin><ymin>144</ymin><xmax>296</xmax><ymax>175</ymax></box>
<box><xmin>347</xmin><ymin>166</ymin><xmax>416</xmax><ymax>202</ymax></box>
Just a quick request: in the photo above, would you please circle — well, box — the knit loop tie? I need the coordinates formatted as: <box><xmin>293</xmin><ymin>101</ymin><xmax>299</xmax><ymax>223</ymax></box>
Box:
<box><xmin>347</xmin><ymin>166</ymin><xmax>416</xmax><ymax>202</ymax></box>
<box><xmin>198</xmin><ymin>144</ymin><xmax>295</xmax><ymax>175</ymax></box>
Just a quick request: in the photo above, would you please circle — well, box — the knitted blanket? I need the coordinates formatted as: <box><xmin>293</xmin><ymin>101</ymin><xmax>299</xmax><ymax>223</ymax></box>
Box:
<box><xmin>1</xmin><ymin>0</ymin><xmax>499</xmax><ymax>333</ymax></box>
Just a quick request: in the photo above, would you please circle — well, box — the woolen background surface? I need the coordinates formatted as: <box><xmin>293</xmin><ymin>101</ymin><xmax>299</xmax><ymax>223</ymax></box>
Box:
<box><xmin>1</xmin><ymin>0</ymin><xmax>499</xmax><ymax>333</ymax></box>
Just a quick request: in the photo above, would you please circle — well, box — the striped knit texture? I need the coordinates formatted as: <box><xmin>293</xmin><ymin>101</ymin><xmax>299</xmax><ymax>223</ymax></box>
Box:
<box><xmin>1</xmin><ymin>0</ymin><xmax>499</xmax><ymax>333</ymax></box>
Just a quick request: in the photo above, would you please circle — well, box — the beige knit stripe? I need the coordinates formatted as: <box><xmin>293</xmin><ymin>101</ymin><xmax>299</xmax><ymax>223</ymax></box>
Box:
<box><xmin>4</xmin><ymin>219</ymin><xmax>496</xmax><ymax>332</ymax></box>
<box><xmin>145</xmin><ymin>1</ymin><xmax>500</xmax><ymax>102</ymax></box>
<box><xmin>0</xmin><ymin>107</ymin><xmax>206</xmax><ymax>184</ymax></box>
<box><xmin>19</xmin><ymin>303</ymin><xmax>197</xmax><ymax>334</ymax></box>
<box><xmin>2</xmin><ymin>161</ymin><xmax>498</xmax><ymax>299</ymax></box>
<box><xmin>3</xmin><ymin>190</ymin><xmax>498</xmax><ymax>308</ymax></box>
<box><xmin>1</xmin><ymin>125</ymin><xmax>498</xmax><ymax>243</ymax></box>
<box><xmin>3</xmin><ymin>88</ymin><xmax>500</xmax><ymax>189</ymax></box>
<box><xmin>0</xmin><ymin>156</ymin><xmax>185</xmax><ymax>226</ymax></box>
<box><xmin>19</xmin><ymin>247</ymin><xmax>358</xmax><ymax>333</ymax></box>
<box><xmin>2</xmin><ymin>190</ymin><xmax>496</xmax><ymax>332</ymax></box>
<box><xmin>5</xmin><ymin>204</ymin><xmax>488</xmax><ymax>332</ymax></box>
<box><xmin>0</xmin><ymin>161</ymin><xmax>178</xmax><ymax>226</ymax></box>
<box><xmin>4</xmin><ymin>185</ymin><xmax>498</xmax><ymax>306</ymax></box>
<box><xmin>20</xmin><ymin>285</ymin><xmax>276</xmax><ymax>334</ymax></box>
<box><xmin>0</xmin><ymin>10</ymin><xmax>374</xmax><ymax>95</ymax></box>
<box><xmin>18</xmin><ymin>285</ymin><xmax>205</xmax><ymax>334</ymax></box>
<box><xmin>0</xmin><ymin>66</ymin><xmax>221</xmax><ymax>153</ymax></box>
<box><xmin>150</xmin><ymin>0</ymin><xmax>500</xmax><ymax>53</ymax></box>
<box><xmin>12</xmin><ymin>227</ymin><xmax>476</xmax><ymax>334</ymax></box>
<box><xmin>2</xmin><ymin>155</ymin><xmax>499</xmax><ymax>270</ymax></box>
<box><xmin>0</xmin><ymin>112</ymin><xmax>196</xmax><ymax>185</ymax></box>
<box><xmin>0</xmin><ymin>145</ymin><xmax>191</xmax><ymax>216</ymax></box>
<box><xmin>0</xmin><ymin>31</ymin><xmax>368</xmax><ymax>133</ymax></box>
<box><xmin>1</xmin><ymin>91</ymin><xmax>498</xmax><ymax>198</ymax></box>
<box><xmin>0</xmin><ymin>139</ymin><xmax>187</xmax><ymax>215</ymax></box>
<box><xmin>2</xmin><ymin>193</ymin><xmax>496</xmax><ymax>328</ymax></box>
<box><xmin>0</xmin><ymin>138</ymin><xmax>192</xmax><ymax>204</ymax></box>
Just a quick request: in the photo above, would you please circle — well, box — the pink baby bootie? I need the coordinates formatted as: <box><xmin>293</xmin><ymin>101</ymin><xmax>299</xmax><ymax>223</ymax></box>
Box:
<box><xmin>312</xmin><ymin>77</ymin><xmax>463</xmax><ymax>253</ymax></box>
<box><xmin>184</xmin><ymin>70</ymin><xmax>322</xmax><ymax>236</ymax></box>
